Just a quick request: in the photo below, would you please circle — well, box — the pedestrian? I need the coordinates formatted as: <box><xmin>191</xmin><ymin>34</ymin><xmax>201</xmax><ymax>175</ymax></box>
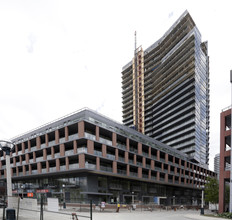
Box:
<box><xmin>116</xmin><ymin>203</ymin><xmax>120</xmax><ymax>212</ymax></box>
<box><xmin>100</xmin><ymin>201</ymin><xmax>105</xmax><ymax>212</ymax></box>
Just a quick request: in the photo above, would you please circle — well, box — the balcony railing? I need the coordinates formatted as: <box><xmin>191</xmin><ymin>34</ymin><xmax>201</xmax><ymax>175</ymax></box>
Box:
<box><xmin>41</xmin><ymin>143</ymin><xmax>46</xmax><ymax>149</ymax></box>
<box><xmin>117</xmin><ymin>144</ymin><xmax>126</xmax><ymax>150</ymax></box>
<box><xmin>30</xmin><ymin>147</ymin><xmax>37</xmax><ymax>152</ymax></box>
<box><xmin>85</xmin><ymin>163</ymin><xmax>96</xmax><ymax>170</ymax></box>
<box><xmin>54</xmin><ymin>153</ymin><xmax>60</xmax><ymax>158</ymax></box>
<box><xmin>117</xmin><ymin>169</ymin><xmax>127</xmax><ymax>175</ymax></box>
<box><xmin>69</xmin><ymin>163</ymin><xmax>79</xmax><ymax>170</ymax></box>
<box><xmin>69</xmin><ymin>134</ymin><xmax>78</xmax><ymax>141</ymax></box>
<box><xmin>42</xmin><ymin>168</ymin><xmax>47</xmax><ymax>173</ymax></box>
<box><xmin>48</xmin><ymin>140</ymin><xmax>56</xmax><ymax>147</ymax></box>
<box><xmin>49</xmin><ymin>167</ymin><xmax>56</xmax><ymax>172</ymax></box>
<box><xmin>94</xmin><ymin>150</ymin><xmax>102</xmax><ymax>157</ymax></box>
<box><xmin>130</xmin><ymin>172</ymin><xmax>137</xmax><ymax>177</ymax></box>
<box><xmin>107</xmin><ymin>154</ymin><xmax>115</xmax><ymax>160</ymax></box>
<box><xmin>65</xmin><ymin>150</ymin><xmax>74</xmax><ymax>156</ymax></box>
<box><xmin>118</xmin><ymin>157</ymin><xmax>125</xmax><ymax>162</ymax></box>
<box><xmin>60</xmin><ymin>166</ymin><xmax>66</xmax><ymax>171</ymax></box>
<box><xmin>31</xmin><ymin>170</ymin><xmax>38</xmax><ymax>174</ymax></box>
<box><xmin>99</xmin><ymin>137</ymin><xmax>112</xmax><ymax>146</ymax></box>
<box><xmin>77</xmin><ymin>147</ymin><xmax>87</xmax><ymax>154</ymax></box>
<box><xmin>100</xmin><ymin>166</ymin><xmax>112</xmax><ymax>172</ymax></box>
<box><xmin>36</xmin><ymin>157</ymin><xmax>44</xmax><ymax>162</ymax></box>
<box><xmin>85</xmin><ymin>133</ymin><xmax>95</xmax><ymax>141</ymax></box>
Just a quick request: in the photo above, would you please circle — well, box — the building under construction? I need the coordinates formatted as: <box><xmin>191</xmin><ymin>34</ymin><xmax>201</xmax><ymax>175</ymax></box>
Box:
<box><xmin>122</xmin><ymin>10</ymin><xmax>210</xmax><ymax>165</ymax></box>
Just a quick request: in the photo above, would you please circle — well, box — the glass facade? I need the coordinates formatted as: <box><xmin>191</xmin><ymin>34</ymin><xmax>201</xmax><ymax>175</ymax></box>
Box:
<box><xmin>122</xmin><ymin>11</ymin><xmax>209</xmax><ymax>165</ymax></box>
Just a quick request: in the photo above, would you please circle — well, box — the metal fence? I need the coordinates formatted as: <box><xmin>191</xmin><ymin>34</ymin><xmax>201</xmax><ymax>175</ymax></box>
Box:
<box><xmin>0</xmin><ymin>195</ymin><xmax>93</xmax><ymax>220</ymax></box>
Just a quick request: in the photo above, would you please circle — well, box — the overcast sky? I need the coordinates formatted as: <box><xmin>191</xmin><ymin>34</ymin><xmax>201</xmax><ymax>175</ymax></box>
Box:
<box><xmin>0</xmin><ymin>0</ymin><xmax>231</xmax><ymax>170</ymax></box>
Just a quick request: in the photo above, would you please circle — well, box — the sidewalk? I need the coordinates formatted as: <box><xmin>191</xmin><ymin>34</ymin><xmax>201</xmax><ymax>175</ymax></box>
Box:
<box><xmin>0</xmin><ymin>208</ymin><xmax>225</xmax><ymax>220</ymax></box>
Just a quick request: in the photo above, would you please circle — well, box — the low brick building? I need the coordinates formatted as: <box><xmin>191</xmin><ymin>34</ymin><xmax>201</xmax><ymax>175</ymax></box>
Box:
<box><xmin>0</xmin><ymin>108</ymin><xmax>215</xmax><ymax>205</ymax></box>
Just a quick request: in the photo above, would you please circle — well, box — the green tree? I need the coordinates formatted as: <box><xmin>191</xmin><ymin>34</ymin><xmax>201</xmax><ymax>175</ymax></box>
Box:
<box><xmin>204</xmin><ymin>177</ymin><xmax>219</xmax><ymax>210</ymax></box>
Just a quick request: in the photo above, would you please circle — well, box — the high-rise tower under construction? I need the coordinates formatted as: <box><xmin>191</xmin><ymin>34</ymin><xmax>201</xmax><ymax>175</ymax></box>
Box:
<box><xmin>122</xmin><ymin>11</ymin><xmax>210</xmax><ymax>165</ymax></box>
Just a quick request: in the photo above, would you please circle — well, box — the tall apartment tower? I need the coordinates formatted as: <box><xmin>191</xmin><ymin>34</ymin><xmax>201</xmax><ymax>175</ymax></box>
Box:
<box><xmin>122</xmin><ymin>11</ymin><xmax>210</xmax><ymax>165</ymax></box>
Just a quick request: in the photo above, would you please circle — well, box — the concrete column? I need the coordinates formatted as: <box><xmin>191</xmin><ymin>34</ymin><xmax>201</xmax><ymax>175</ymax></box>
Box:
<box><xmin>55</xmin><ymin>130</ymin><xmax>59</xmax><ymax>145</ymax></box>
<box><xmin>87</xmin><ymin>140</ymin><xmax>94</xmax><ymax>154</ymax></box>
<box><xmin>65</xmin><ymin>157</ymin><xmax>69</xmax><ymax>170</ymax></box>
<box><xmin>157</xmin><ymin>172</ymin><xmax>160</xmax><ymax>181</ymax></box>
<box><xmin>157</xmin><ymin>150</ymin><xmax>160</xmax><ymax>161</ymax></box>
<box><xmin>51</xmin><ymin>146</ymin><xmax>55</xmax><ymax>158</ymax></box>
<box><xmin>79</xmin><ymin>154</ymin><xmax>85</xmax><ymax>168</ymax></box>
<box><xmin>23</xmin><ymin>165</ymin><xmax>26</xmax><ymax>176</ymax></box>
<box><xmin>148</xmin><ymin>170</ymin><xmax>151</xmax><ymax>179</ymax></box>
<box><xmin>95</xmin><ymin>126</ymin><xmax>99</xmax><ymax>141</ymax></box>
<box><xmin>78</xmin><ymin>121</ymin><xmax>85</xmax><ymax>138</ymax></box>
<box><xmin>22</xmin><ymin>142</ymin><xmax>25</xmax><ymax>154</ymax></box>
<box><xmin>148</xmin><ymin>147</ymin><xmax>151</xmax><ymax>158</ymax></box>
<box><xmin>19</xmin><ymin>155</ymin><xmax>22</xmax><ymax>165</ymax></box>
<box><xmin>102</xmin><ymin>144</ymin><xmax>107</xmax><ymax>158</ymax></box>
<box><xmin>43</xmin><ymin>149</ymin><xmax>47</xmax><ymax>160</ymax></box>
<box><xmin>73</xmin><ymin>141</ymin><xmax>77</xmax><ymax>154</ymax></box>
<box><xmin>56</xmin><ymin>159</ymin><xmax>60</xmax><ymax>171</ymax></box>
<box><xmin>138</xmin><ymin>143</ymin><xmax>142</xmax><ymax>155</ymax></box>
<box><xmin>36</xmin><ymin>136</ymin><xmax>41</xmax><ymax>150</ymax></box>
<box><xmin>165</xmin><ymin>173</ymin><xmax>168</xmax><ymax>182</ymax></box>
<box><xmin>112</xmin><ymin>133</ymin><xmax>117</xmax><ymax>147</ymax></box>
<box><xmin>60</xmin><ymin>144</ymin><xmax>65</xmax><ymax>157</ymax></box>
<box><xmin>126</xmin><ymin>164</ymin><xmax>130</xmax><ymax>176</ymax></box>
<box><xmin>29</xmin><ymin>165</ymin><xmax>32</xmax><ymax>175</ymax></box>
<box><xmin>5</xmin><ymin>154</ymin><xmax>12</xmax><ymax>198</ymax></box>
<box><xmin>115</xmin><ymin>149</ymin><xmax>118</xmax><ymax>161</ymax></box>
<box><xmin>45</xmin><ymin>134</ymin><xmax>49</xmax><ymax>146</ymax></box>
<box><xmin>65</xmin><ymin>126</ymin><xmax>69</xmax><ymax>141</ymax></box>
<box><xmin>46</xmin><ymin>161</ymin><xmax>49</xmax><ymax>172</ymax></box>
<box><xmin>28</xmin><ymin>140</ymin><xmax>31</xmax><ymax>152</ymax></box>
<box><xmin>113</xmin><ymin>161</ymin><xmax>117</xmax><ymax>174</ymax></box>
<box><xmin>165</xmin><ymin>153</ymin><xmax>168</xmax><ymax>163</ymax></box>
<box><xmin>15</xmin><ymin>145</ymin><xmax>18</xmax><ymax>155</ymax></box>
<box><xmin>133</xmin><ymin>154</ymin><xmax>136</xmax><ymax>165</ymax></box>
<box><xmin>125</xmin><ymin>152</ymin><xmax>128</xmax><ymax>163</ymax></box>
<box><xmin>138</xmin><ymin>167</ymin><xmax>142</xmax><ymax>178</ymax></box>
<box><xmin>26</xmin><ymin>154</ymin><xmax>29</xmax><ymax>164</ymax></box>
<box><xmin>151</xmin><ymin>160</ymin><xmax>154</xmax><ymax>170</ymax></box>
<box><xmin>38</xmin><ymin>162</ymin><xmax>42</xmax><ymax>174</ymax></box>
<box><xmin>126</xmin><ymin>138</ymin><xmax>130</xmax><ymax>151</ymax></box>
<box><xmin>142</xmin><ymin>157</ymin><xmax>146</xmax><ymax>168</ymax></box>
<box><xmin>96</xmin><ymin>157</ymin><xmax>100</xmax><ymax>170</ymax></box>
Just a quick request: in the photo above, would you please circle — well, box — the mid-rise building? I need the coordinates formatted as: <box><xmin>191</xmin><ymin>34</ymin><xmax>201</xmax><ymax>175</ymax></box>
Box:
<box><xmin>219</xmin><ymin>107</ymin><xmax>231</xmax><ymax>213</ymax></box>
<box><xmin>122</xmin><ymin>10</ymin><xmax>210</xmax><ymax>165</ymax></box>
<box><xmin>0</xmin><ymin>109</ymin><xmax>215</xmax><ymax>205</ymax></box>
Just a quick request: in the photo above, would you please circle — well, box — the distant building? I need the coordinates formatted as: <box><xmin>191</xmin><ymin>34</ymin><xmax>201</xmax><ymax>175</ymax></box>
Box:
<box><xmin>122</xmin><ymin>10</ymin><xmax>210</xmax><ymax>165</ymax></box>
<box><xmin>219</xmin><ymin>107</ymin><xmax>231</xmax><ymax>213</ymax></box>
<box><xmin>214</xmin><ymin>153</ymin><xmax>220</xmax><ymax>179</ymax></box>
<box><xmin>0</xmin><ymin>108</ymin><xmax>215</xmax><ymax>205</ymax></box>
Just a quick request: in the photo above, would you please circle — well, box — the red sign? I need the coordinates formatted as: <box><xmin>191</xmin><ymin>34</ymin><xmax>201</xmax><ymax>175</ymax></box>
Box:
<box><xmin>27</xmin><ymin>193</ymin><xmax>33</xmax><ymax>197</ymax></box>
<box><xmin>36</xmin><ymin>189</ymin><xmax>49</xmax><ymax>193</ymax></box>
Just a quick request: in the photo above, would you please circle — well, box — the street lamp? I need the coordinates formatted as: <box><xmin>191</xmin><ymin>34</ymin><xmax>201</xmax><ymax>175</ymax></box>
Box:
<box><xmin>62</xmin><ymin>184</ymin><xmax>66</xmax><ymax>209</ymax></box>
<box><xmin>201</xmin><ymin>185</ymin><xmax>205</xmax><ymax>215</ymax></box>
<box><xmin>0</xmin><ymin>140</ymin><xmax>14</xmax><ymax>208</ymax></box>
<box><xmin>132</xmin><ymin>191</ymin><xmax>134</xmax><ymax>205</ymax></box>
<box><xmin>173</xmin><ymin>196</ymin><xmax>175</xmax><ymax>206</ymax></box>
